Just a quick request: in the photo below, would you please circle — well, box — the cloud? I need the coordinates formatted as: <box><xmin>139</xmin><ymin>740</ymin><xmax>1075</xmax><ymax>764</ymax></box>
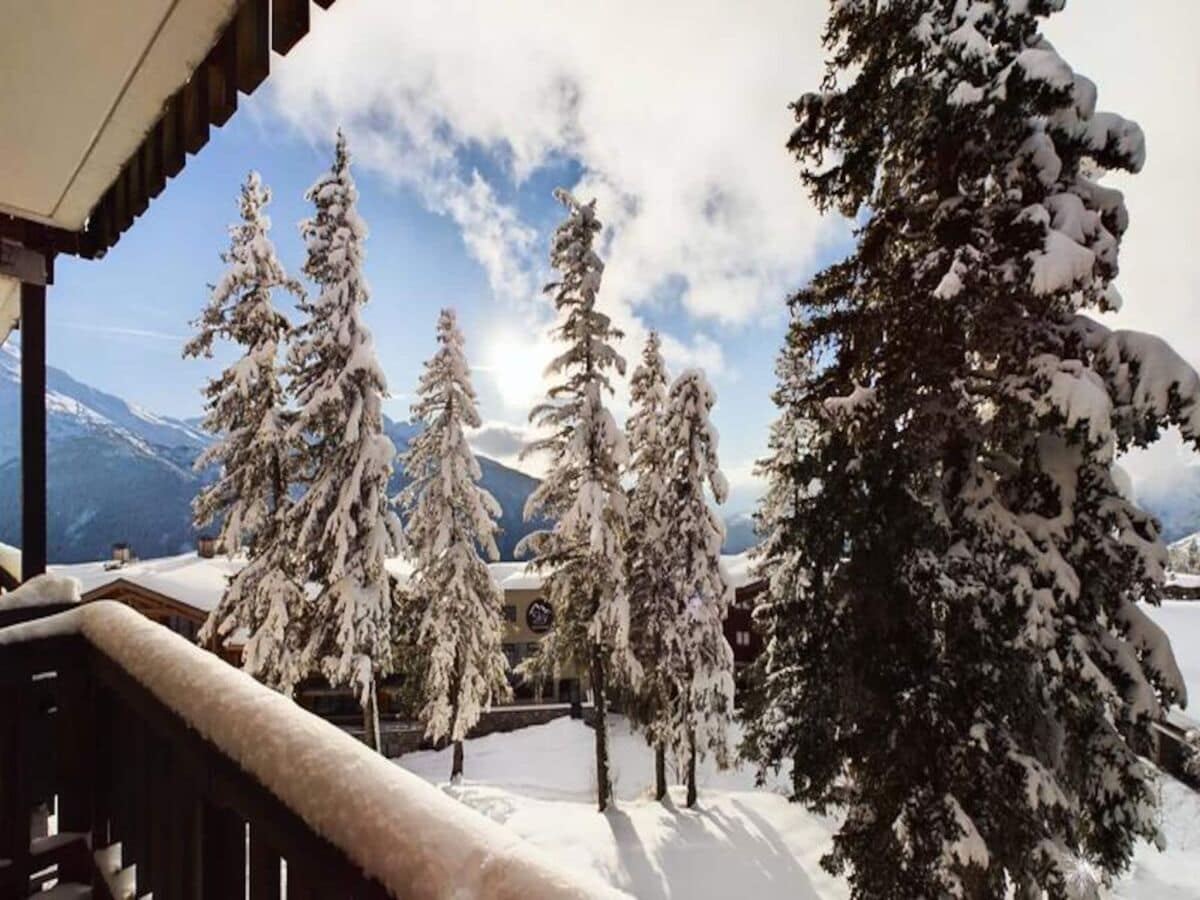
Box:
<box><xmin>56</xmin><ymin>321</ymin><xmax>187</xmax><ymax>343</ymax></box>
<box><xmin>267</xmin><ymin>0</ymin><xmax>832</xmax><ymax>413</ymax></box>
<box><xmin>468</xmin><ymin>420</ymin><xmax>530</xmax><ymax>462</ymax></box>
<box><xmin>269</xmin><ymin>0</ymin><xmax>1200</xmax><ymax>506</ymax></box>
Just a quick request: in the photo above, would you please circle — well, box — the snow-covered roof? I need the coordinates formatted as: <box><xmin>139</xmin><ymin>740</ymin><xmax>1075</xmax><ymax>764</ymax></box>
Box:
<box><xmin>45</xmin><ymin>549</ymin><xmax>763</xmax><ymax>617</ymax></box>
<box><xmin>489</xmin><ymin>562</ymin><xmax>544</xmax><ymax>591</ymax></box>
<box><xmin>1167</xmin><ymin>571</ymin><xmax>1200</xmax><ymax>589</ymax></box>
<box><xmin>52</xmin><ymin>551</ymin><xmax>243</xmax><ymax>613</ymax></box>
<box><xmin>721</xmin><ymin>553</ymin><xmax>760</xmax><ymax>591</ymax></box>
<box><xmin>1169</xmin><ymin>531</ymin><xmax>1200</xmax><ymax>550</ymax></box>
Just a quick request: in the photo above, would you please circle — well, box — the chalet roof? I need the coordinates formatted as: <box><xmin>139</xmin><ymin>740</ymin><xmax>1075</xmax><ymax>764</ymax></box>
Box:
<box><xmin>53</xmin><ymin>550</ymin><xmax>244</xmax><ymax>613</ymax></box>
<box><xmin>0</xmin><ymin>0</ymin><xmax>333</xmax><ymax>259</ymax></box>
<box><xmin>49</xmin><ymin>550</ymin><xmax>762</xmax><ymax>616</ymax></box>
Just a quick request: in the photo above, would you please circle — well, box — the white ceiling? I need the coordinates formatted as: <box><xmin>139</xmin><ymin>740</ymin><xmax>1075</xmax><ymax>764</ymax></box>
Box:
<box><xmin>0</xmin><ymin>0</ymin><xmax>241</xmax><ymax>232</ymax></box>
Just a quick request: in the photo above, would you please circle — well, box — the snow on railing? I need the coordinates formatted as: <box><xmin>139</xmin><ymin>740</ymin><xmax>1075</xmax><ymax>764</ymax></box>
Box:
<box><xmin>0</xmin><ymin>600</ymin><xmax>628</xmax><ymax>899</ymax></box>
<box><xmin>0</xmin><ymin>572</ymin><xmax>81</xmax><ymax>627</ymax></box>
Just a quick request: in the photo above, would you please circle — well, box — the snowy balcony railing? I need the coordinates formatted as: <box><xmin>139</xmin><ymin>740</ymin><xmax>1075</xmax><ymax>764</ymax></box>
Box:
<box><xmin>0</xmin><ymin>592</ymin><xmax>624</xmax><ymax>899</ymax></box>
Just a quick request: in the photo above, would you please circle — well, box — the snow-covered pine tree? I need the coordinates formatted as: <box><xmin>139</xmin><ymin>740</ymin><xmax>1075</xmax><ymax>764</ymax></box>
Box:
<box><xmin>519</xmin><ymin>189</ymin><xmax>632</xmax><ymax>812</ymax></box>
<box><xmin>745</xmin><ymin>2</ymin><xmax>1200</xmax><ymax>897</ymax></box>
<box><xmin>400</xmin><ymin>308</ymin><xmax>512</xmax><ymax>780</ymax></box>
<box><xmin>660</xmin><ymin>369</ymin><xmax>734</xmax><ymax>808</ymax></box>
<box><xmin>623</xmin><ymin>331</ymin><xmax>675</xmax><ymax>800</ymax></box>
<box><xmin>740</xmin><ymin>323</ymin><xmax>822</xmax><ymax>797</ymax></box>
<box><xmin>1186</xmin><ymin>538</ymin><xmax>1200</xmax><ymax>575</ymax></box>
<box><xmin>287</xmin><ymin>132</ymin><xmax>402</xmax><ymax>752</ymax></box>
<box><xmin>185</xmin><ymin>171</ymin><xmax>306</xmax><ymax>693</ymax></box>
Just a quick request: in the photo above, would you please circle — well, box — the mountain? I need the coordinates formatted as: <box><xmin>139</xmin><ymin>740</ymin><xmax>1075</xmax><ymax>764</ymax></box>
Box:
<box><xmin>0</xmin><ymin>345</ymin><xmax>543</xmax><ymax>563</ymax></box>
<box><xmin>723</xmin><ymin>512</ymin><xmax>758</xmax><ymax>555</ymax></box>
<box><xmin>1136</xmin><ymin>465</ymin><xmax>1200</xmax><ymax>545</ymax></box>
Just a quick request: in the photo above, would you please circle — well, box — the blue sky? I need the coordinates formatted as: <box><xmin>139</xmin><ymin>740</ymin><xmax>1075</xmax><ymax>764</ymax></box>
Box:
<box><xmin>43</xmin><ymin>0</ymin><xmax>1200</xmax><ymax>513</ymax></box>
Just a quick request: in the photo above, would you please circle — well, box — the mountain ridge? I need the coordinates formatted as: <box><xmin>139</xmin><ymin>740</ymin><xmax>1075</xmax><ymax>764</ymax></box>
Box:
<box><xmin>0</xmin><ymin>344</ymin><xmax>544</xmax><ymax>563</ymax></box>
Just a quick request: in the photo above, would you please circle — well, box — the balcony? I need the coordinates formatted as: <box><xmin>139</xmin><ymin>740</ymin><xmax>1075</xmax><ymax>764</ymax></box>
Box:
<box><xmin>0</xmin><ymin>592</ymin><xmax>620</xmax><ymax>899</ymax></box>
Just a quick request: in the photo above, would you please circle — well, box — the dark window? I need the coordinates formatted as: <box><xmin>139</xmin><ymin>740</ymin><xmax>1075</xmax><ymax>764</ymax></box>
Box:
<box><xmin>504</xmin><ymin>604</ymin><xmax>517</xmax><ymax>622</ymax></box>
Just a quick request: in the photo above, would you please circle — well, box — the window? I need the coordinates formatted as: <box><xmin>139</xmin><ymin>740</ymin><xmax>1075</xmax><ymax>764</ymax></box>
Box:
<box><xmin>735</xmin><ymin>630</ymin><xmax>751</xmax><ymax>647</ymax></box>
<box><xmin>503</xmin><ymin>604</ymin><xmax>517</xmax><ymax>623</ymax></box>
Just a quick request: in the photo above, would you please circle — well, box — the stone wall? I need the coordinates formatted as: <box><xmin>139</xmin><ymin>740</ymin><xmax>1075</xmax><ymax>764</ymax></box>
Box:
<box><xmin>361</xmin><ymin>702</ymin><xmax>591</xmax><ymax>758</ymax></box>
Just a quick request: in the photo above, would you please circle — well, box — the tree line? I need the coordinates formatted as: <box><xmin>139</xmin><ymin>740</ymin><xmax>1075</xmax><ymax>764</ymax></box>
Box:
<box><xmin>190</xmin><ymin>0</ymin><xmax>1200</xmax><ymax>893</ymax></box>
<box><xmin>187</xmin><ymin>139</ymin><xmax>735</xmax><ymax>804</ymax></box>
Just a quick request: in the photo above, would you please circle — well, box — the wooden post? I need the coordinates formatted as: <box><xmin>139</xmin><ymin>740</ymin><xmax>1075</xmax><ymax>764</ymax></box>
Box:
<box><xmin>20</xmin><ymin>280</ymin><xmax>46</xmax><ymax>581</ymax></box>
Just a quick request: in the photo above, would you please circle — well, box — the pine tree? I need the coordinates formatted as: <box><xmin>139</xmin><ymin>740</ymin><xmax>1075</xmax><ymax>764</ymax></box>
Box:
<box><xmin>744</xmin><ymin>3</ymin><xmax>1200</xmax><ymax>897</ymax></box>
<box><xmin>660</xmin><ymin>369</ymin><xmax>734</xmax><ymax>808</ymax></box>
<box><xmin>288</xmin><ymin>132</ymin><xmax>402</xmax><ymax>752</ymax></box>
<box><xmin>740</xmin><ymin>325</ymin><xmax>822</xmax><ymax>797</ymax></box>
<box><xmin>185</xmin><ymin>171</ymin><xmax>306</xmax><ymax>693</ymax></box>
<box><xmin>623</xmin><ymin>331</ymin><xmax>675</xmax><ymax>800</ymax></box>
<box><xmin>518</xmin><ymin>189</ymin><xmax>632</xmax><ymax>812</ymax></box>
<box><xmin>400</xmin><ymin>308</ymin><xmax>512</xmax><ymax>780</ymax></box>
<box><xmin>1186</xmin><ymin>538</ymin><xmax>1200</xmax><ymax>575</ymax></box>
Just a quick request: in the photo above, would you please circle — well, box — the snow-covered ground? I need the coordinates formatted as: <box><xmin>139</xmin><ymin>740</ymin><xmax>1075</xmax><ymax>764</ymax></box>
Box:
<box><xmin>397</xmin><ymin>716</ymin><xmax>1200</xmax><ymax>899</ymax></box>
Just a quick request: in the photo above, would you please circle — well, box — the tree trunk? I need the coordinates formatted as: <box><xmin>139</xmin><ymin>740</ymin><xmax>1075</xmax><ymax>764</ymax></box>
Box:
<box><xmin>686</xmin><ymin>728</ymin><xmax>698</xmax><ymax>807</ymax></box>
<box><xmin>362</xmin><ymin>676</ymin><xmax>381</xmax><ymax>753</ymax></box>
<box><xmin>448</xmin><ymin>650</ymin><xmax>465</xmax><ymax>781</ymax></box>
<box><xmin>452</xmin><ymin>740</ymin><xmax>465</xmax><ymax>781</ymax></box>
<box><xmin>590</xmin><ymin>644</ymin><xmax>612</xmax><ymax>812</ymax></box>
<box><xmin>655</xmin><ymin>743</ymin><xmax>667</xmax><ymax>801</ymax></box>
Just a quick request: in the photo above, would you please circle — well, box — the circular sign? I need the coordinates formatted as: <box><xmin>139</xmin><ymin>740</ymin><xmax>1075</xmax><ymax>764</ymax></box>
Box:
<box><xmin>526</xmin><ymin>598</ymin><xmax>554</xmax><ymax>633</ymax></box>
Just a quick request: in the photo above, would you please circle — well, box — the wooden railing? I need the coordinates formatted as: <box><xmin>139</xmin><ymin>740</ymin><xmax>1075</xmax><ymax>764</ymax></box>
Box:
<box><xmin>0</xmin><ymin>633</ymin><xmax>392</xmax><ymax>897</ymax></box>
<box><xmin>0</xmin><ymin>600</ymin><xmax>622</xmax><ymax>900</ymax></box>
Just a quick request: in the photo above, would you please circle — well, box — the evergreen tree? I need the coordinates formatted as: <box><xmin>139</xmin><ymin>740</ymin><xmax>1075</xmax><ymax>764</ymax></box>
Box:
<box><xmin>744</xmin><ymin>3</ymin><xmax>1199</xmax><ymax>897</ymax></box>
<box><xmin>1186</xmin><ymin>538</ymin><xmax>1200</xmax><ymax>574</ymax></box>
<box><xmin>660</xmin><ymin>369</ymin><xmax>734</xmax><ymax>807</ymax></box>
<box><xmin>624</xmin><ymin>331</ymin><xmax>675</xmax><ymax>800</ymax></box>
<box><xmin>519</xmin><ymin>189</ymin><xmax>632</xmax><ymax>812</ymax></box>
<box><xmin>400</xmin><ymin>308</ymin><xmax>512</xmax><ymax>780</ymax></box>
<box><xmin>741</xmin><ymin>326</ymin><xmax>821</xmax><ymax>796</ymax></box>
<box><xmin>185</xmin><ymin>171</ymin><xmax>306</xmax><ymax>693</ymax></box>
<box><xmin>288</xmin><ymin>132</ymin><xmax>402</xmax><ymax>752</ymax></box>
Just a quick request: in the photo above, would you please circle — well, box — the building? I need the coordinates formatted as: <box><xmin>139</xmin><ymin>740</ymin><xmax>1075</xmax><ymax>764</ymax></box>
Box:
<box><xmin>46</xmin><ymin>544</ymin><xmax>767</xmax><ymax>705</ymax></box>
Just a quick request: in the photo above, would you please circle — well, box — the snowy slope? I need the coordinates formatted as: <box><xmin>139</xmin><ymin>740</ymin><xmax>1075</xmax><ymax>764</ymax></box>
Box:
<box><xmin>397</xmin><ymin>717</ymin><xmax>1200</xmax><ymax>899</ymax></box>
<box><xmin>0</xmin><ymin>343</ymin><xmax>206</xmax><ymax>462</ymax></box>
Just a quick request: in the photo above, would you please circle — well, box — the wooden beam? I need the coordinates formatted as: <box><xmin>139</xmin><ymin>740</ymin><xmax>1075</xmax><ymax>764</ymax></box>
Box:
<box><xmin>272</xmin><ymin>0</ymin><xmax>310</xmax><ymax>55</ymax></box>
<box><xmin>162</xmin><ymin>93</ymin><xmax>185</xmax><ymax>178</ymax></box>
<box><xmin>181</xmin><ymin>74</ymin><xmax>210</xmax><ymax>155</ymax></box>
<box><xmin>33</xmin><ymin>0</ymin><xmax>342</xmax><ymax>260</ymax></box>
<box><xmin>143</xmin><ymin>124</ymin><xmax>166</xmax><ymax>200</ymax></box>
<box><xmin>94</xmin><ymin>191</ymin><xmax>116</xmax><ymax>253</ymax></box>
<box><xmin>235</xmin><ymin>0</ymin><xmax>270</xmax><ymax>95</ymax></box>
<box><xmin>20</xmin><ymin>281</ymin><xmax>47</xmax><ymax>581</ymax></box>
<box><xmin>206</xmin><ymin>29</ymin><xmax>239</xmax><ymax>126</ymax></box>
<box><xmin>128</xmin><ymin>146</ymin><xmax>148</xmax><ymax>218</ymax></box>
<box><xmin>0</xmin><ymin>240</ymin><xmax>48</xmax><ymax>285</ymax></box>
<box><xmin>111</xmin><ymin>171</ymin><xmax>128</xmax><ymax>240</ymax></box>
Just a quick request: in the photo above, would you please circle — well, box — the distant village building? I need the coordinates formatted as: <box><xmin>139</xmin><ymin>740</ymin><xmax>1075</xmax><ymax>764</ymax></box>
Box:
<box><xmin>39</xmin><ymin>542</ymin><xmax>768</xmax><ymax>710</ymax></box>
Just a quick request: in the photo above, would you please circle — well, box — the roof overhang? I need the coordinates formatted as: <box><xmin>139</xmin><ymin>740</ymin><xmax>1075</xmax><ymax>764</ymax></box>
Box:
<box><xmin>0</xmin><ymin>0</ymin><xmax>334</xmax><ymax>260</ymax></box>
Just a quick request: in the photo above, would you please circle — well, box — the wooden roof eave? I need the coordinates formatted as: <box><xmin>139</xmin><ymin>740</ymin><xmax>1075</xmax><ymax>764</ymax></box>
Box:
<box><xmin>32</xmin><ymin>0</ymin><xmax>335</xmax><ymax>262</ymax></box>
